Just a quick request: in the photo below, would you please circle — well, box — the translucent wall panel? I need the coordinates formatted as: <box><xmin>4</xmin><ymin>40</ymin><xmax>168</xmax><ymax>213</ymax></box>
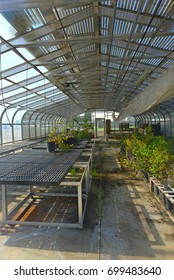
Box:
<box><xmin>2</xmin><ymin>108</ymin><xmax>17</xmax><ymax>123</ymax></box>
<box><xmin>164</xmin><ymin>119</ymin><xmax>171</xmax><ymax>137</ymax></box>
<box><xmin>22</xmin><ymin>125</ymin><xmax>29</xmax><ymax>139</ymax></box>
<box><xmin>159</xmin><ymin>118</ymin><xmax>165</xmax><ymax>136</ymax></box>
<box><xmin>1</xmin><ymin>107</ymin><xmax>17</xmax><ymax>144</ymax></box>
<box><xmin>1</xmin><ymin>51</ymin><xmax>25</xmax><ymax>71</ymax></box>
<box><xmin>30</xmin><ymin>124</ymin><xmax>35</xmax><ymax>138</ymax></box>
<box><xmin>2</xmin><ymin>124</ymin><xmax>12</xmax><ymax>143</ymax></box>
<box><xmin>22</xmin><ymin>110</ymin><xmax>34</xmax><ymax>123</ymax></box>
<box><xmin>22</xmin><ymin>111</ymin><xmax>33</xmax><ymax>139</ymax></box>
<box><xmin>40</xmin><ymin>115</ymin><xmax>48</xmax><ymax>137</ymax></box>
<box><xmin>0</xmin><ymin>105</ymin><xmax>5</xmax><ymax>116</ymax></box>
<box><xmin>36</xmin><ymin>122</ymin><xmax>41</xmax><ymax>138</ymax></box>
<box><xmin>14</xmin><ymin>125</ymin><xmax>22</xmax><ymax>141</ymax></box>
<box><xmin>29</xmin><ymin>112</ymin><xmax>39</xmax><ymax>139</ymax></box>
<box><xmin>13</xmin><ymin>110</ymin><xmax>26</xmax><ymax>124</ymax></box>
<box><xmin>36</xmin><ymin>114</ymin><xmax>43</xmax><ymax>138</ymax></box>
<box><xmin>0</xmin><ymin>14</ymin><xmax>17</xmax><ymax>39</ymax></box>
<box><xmin>8</xmin><ymin>69</ymin><xmax>39</xmax><ymax>83</ymax></box>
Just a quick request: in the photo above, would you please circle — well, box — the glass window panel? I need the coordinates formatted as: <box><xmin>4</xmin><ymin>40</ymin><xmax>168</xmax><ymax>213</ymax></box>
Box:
<box><xmin>0</xmin><ymin>15</ymin><xmax>17</xmax><ymax>39</ymax></box>
<box><xmin>17</xmin><ymin>48</ymin><xmax>35</xmax><ymax>60</ymax></box>
<box><xmin>22</xmin><ymin>111</ymin><xmax>33</xmax><ymax>123</ymax></box>
<box><xmin>9</xmin><ymin>93</ymin><xmax>37</xmax><ymax>104</ymax></box>
<box><xmin>26</xmin><ymin>79</ymin><xmax>49</xmax><ymax>90</ymax></box>
<box><xmin>13</xmin><ymin>110</ymin><xmax>26</xmax><ymax>124</ymax></box>
<box><xmin>2</xmin><ymin>124</ymin><xmax>12</xmax><ymax>143</ymax></box>
<box><xmin>30</xmin><ymin>112</ymin><xmax>39</xmax><ymax>121</ymax></box>
<box><xmin>41</xmin><ymin>125</ymin><xmax>46</xmax><ymax>137</ymax></box>
<box><xmin>0</xmin><ymin>105</ymin><xmax>5</xmax><ymax>115</ymax></box>
<box><xmin>36</xmin><ymin>124</ymin><xmax>41</xmax><ymax>137</ymax></box>
<box><xmin>1</xmin><ymin>51</ymin><xmax>25</xmax><ymax>71</ymax></box>
<box><xmin>14</xmin><ymin>124</ymin><xmax>22</xmax><ymax>141</ymax></box>
<box><xmin>2</xmin><ymin>88</ymin><xmax>26</xmax><ymax>99</ymax></box>
<box><xmin>2</xmin><ymin>108</ymin><xmax>17</xmax><ymax>123</ymax></box>
<box><xmin>30</xmin><ymin>124</ymin><xmax>35</xmax><ymax>138</ymax></box>
<box><xmin>37</xmin><ymin>86</ymin><xmax>57</xmax><ymax>94</ymax></box>
<box><xmin>37</xmin><ymin>66</ymin><xmax>48</xmax><ymax>73</ymax></box>
<box><xmin>24</xmin><ymin>97</ymin><xmax>44</xmax><ymax>106</ymax></box>
<box><xmin>0</xmin><ymin>79</ymin><xmax>13</xmax><ymax>88</ymax></box>
<box><xmin>36</xmin><ymin>114</ymin><xmax>44</xmax><ymax>121</ymax></box>
<box><xmin>8</xmin><ymin>68</ymin><xmax>40</xmax><ymax>83</ymax></box>
<box><xmin>22</xmin><ymin>124</ymin><xmax>29</xmax><ymax>139</ymax></box>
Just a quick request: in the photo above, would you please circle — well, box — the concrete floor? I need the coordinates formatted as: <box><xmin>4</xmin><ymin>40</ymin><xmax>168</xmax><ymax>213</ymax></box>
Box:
<box><xmin>0</xmin><ymin>140</ymin><xmax>174</xmax><ymax>260</ymax></box>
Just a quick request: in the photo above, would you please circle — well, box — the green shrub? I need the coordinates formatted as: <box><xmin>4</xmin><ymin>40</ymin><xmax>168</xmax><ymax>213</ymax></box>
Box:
<box><xmin>122</xmin><ymin>130</ymin><xmax>174</xmax><ymax>184</ymax></box>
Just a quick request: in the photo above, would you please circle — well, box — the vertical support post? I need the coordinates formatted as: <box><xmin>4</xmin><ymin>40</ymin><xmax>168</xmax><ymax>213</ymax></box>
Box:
<box><xmin>30</xmin><ymin>185</ymin><xmax>34</xmax><ymax>197</ymax></box>
<box><xmin>165</xmin><ymin>196</ymin><xmax>173</xmax><ymax>210</ymax></box>
<box><xmin>85</xmin><ymin>166</ymin><xmax>89</xmax><ymax>194</ymax></box>
<box><xmin>1</xmin><ymin>185</ymin><xmax>8</xmax><ymax>223</ymax></box>
<box><xmin>77</xmin><ymin>184</ymin><xmax>83</xmax><ymax>228</ymax></box>
<box><xmin>149</xmin><ymin>178</ymin><xmax>153</xmax><ymax>193</ymax></box>
<box><xmin>89</xmin><ymin>154</ymin><xmax>93</xmax><ymax>192</ymax></box>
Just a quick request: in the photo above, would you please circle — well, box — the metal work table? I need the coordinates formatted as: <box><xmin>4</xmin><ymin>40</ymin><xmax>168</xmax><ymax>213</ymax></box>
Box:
<box><xmin>0</xmin><ymin>148</ymin><xmax>89</xmax><ymax>228</ymax></box>
<box><xmin>0</xmin><ymin>138</ymin><xmax>45</xmax><ymax>156</ymax></box>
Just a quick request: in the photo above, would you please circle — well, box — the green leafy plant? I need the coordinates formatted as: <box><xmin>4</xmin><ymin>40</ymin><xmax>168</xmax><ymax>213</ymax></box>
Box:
<box><xmin>47</xmin><ymin>127</ymin><xmax>57</xmax><ymax>142</ymax></box>
<box><xmin>70</xmin><ymin>114</ymin><xmax>94</xmax><ymax>140</ymax></box>
<box><xmin>54</xmin><ymin>134</ymin><xmax>73</xmax><ymax>152</ymax></box>
<box><xmin>121</xmin><ymin>129</ymin><xmax>174</xmax><ymax>185</ymax></box>
<box><xmin>147</xmin><ymin>136</ymin><xmax>174</xmax><ymax>183</ymax></box>
<box><xmin>96</xmin><ymin>187</ymin><xmax>104</xmax><ymax>221</ymax></box>
<box><xmin>70</xmin><ymin>168</ymin><xmax>76</xmax><ymax>175</ymax></box>
<box><xmin>92</xmin><ymin>165</ymin><xmax>97</xmax><ymax>177</ymax></box>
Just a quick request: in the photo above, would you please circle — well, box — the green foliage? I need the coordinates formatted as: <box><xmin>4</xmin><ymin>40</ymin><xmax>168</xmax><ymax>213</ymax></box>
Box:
<box><xmin>47</xmin><ymin>127</ymin><xmax>74</xmax><ymax>152</ymax></box>
<box><xmin>70</xmin><ymin>113</ymin><xmax>94</xmax><ymax>140</ymax></box>
<box><xmin>96</xmin><ymin>187</ymin><xmax>104</xmax><ymax>221</ymax></box>
<box><xmin>92</xmin><ymin>165</ymin><xmax>97</xmax><ymax>177</ymax></box>
<box><xmin>70</xmin><ymin>168</ymin><xmax>76</xmax><ymax>175</ymax></box>
<box><xmin>54</xmin><ymin>134</ymin><xmax>73</xmax><ymax>152</ymax></box>
<box><xmin>47</xmin><ymin>127</ymin><xmax>57</xmax><ymax>142</ymax></box>
<box><xmin>77</xmin><ymin>128</ymin><xmax>93</xmax><ymax>140</ymax></box>
<box><xmin>147</xmin><ymin>136</ymin><xmax>174</xmax><ymax>182</ymax></box>
<box><xmin>122</xmin><ymin>129</ymin><xmax>174</xmax><ymax>183</ymax></box>
<box><xmin>71</xmin><ymin>127</ymin><xmax>93</xmax><ymax>140</ymax></box>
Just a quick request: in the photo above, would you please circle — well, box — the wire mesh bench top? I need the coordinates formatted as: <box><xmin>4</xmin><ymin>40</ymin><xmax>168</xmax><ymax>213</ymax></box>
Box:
<box><xmin>0</xmin><ymin>139</ymin><xmax>45</xmax><ymax>156</ymax></box>
<box><xmin>0</xmin><ymin>148</ymin><xmax>83</xmax><ymax>186</ymax></box>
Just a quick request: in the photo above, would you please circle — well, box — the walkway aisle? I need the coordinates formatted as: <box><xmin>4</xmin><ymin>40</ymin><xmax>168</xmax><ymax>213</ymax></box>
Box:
<box><xmin>99</xmin><ymin>141</ymin><xmax>174</xmax><ymax>260</ymax></box>
<box><xmin>0</xmin><ymin>139</ymin><xmax>174</xmax><ymax>260</ymax></box>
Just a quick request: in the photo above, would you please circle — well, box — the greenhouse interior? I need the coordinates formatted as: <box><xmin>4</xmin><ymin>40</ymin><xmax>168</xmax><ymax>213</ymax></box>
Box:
<box><xmin>0</xmin><ymin>0</ymin><xmax>174</xmax><ymax>260</ymax></box>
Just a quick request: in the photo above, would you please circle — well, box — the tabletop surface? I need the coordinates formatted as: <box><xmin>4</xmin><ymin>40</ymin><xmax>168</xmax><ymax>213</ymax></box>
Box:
<box><xmin>0</xmin><ymin>139</ymin><xmax>45</xmax><ymax>156</ymax></box>
<box><xmin>0</xmin><ymin>148</ymin><xmax>82</xmax><ymax>186</ymax></box>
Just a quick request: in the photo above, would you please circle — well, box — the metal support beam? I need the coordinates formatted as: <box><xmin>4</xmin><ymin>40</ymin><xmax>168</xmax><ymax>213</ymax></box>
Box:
<box><xmin>117</xmin><ymin>63</ymin><xmax>174</xmax><ymax>120</ymax></box>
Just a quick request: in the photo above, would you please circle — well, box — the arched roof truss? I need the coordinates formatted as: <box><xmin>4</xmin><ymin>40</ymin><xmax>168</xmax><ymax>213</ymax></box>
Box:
<box><xmin>0</xmin><ymin>0</ymin><xmax>173</xmax><ymax>120</ymax></box>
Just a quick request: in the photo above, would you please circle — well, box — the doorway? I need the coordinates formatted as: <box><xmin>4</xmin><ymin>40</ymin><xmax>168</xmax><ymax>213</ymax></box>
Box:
<box><xmin>95</xmin><ymin>118</ymin><xmax>105</xmax><ymax>137</ymax></box>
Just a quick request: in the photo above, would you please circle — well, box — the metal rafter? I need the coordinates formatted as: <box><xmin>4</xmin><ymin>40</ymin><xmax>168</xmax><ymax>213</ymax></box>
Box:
<box><xmin>0</xmin><ymin>0</ymin><xmax>174</xmax><ymax>120</ymax></box>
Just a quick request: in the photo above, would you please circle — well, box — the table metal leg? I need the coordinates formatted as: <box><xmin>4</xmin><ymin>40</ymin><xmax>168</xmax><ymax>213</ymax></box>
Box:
<box><xmin>1</xmin><ymin>185</ymin><xmax>7</xmax><ymax>223</ymax></box>
<box><xmin>77</xmin><ymin>184</ymin><xmax>83</xmax><ymax>228</ymax></box>
<box><xmin>30</xmin><ymin>185</ymin><xmax>34</xmax><ymax>198</ymax></box>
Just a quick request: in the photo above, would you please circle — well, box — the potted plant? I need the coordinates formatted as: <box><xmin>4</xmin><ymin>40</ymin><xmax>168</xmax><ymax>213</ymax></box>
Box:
<box><xmin>46</xmin><ymin>127</ymin><xmax>57</xmax><ymax>152</ymax></box>
<box><xmin>54</xmin><ymin>134</ymin><xmax>73</xmax><ymax>153</ymax></box>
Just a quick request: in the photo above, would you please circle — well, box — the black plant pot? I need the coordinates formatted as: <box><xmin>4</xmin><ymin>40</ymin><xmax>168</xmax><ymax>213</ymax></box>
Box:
<box><xmin>64</xmin><ymin>137</ymin><xmax>77</xmax><ymax>145</ymax></box>
<box><xmin>47</xmin><ymin>141</ymin><xmax>55</xmax><ymax>152</ymax></box>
